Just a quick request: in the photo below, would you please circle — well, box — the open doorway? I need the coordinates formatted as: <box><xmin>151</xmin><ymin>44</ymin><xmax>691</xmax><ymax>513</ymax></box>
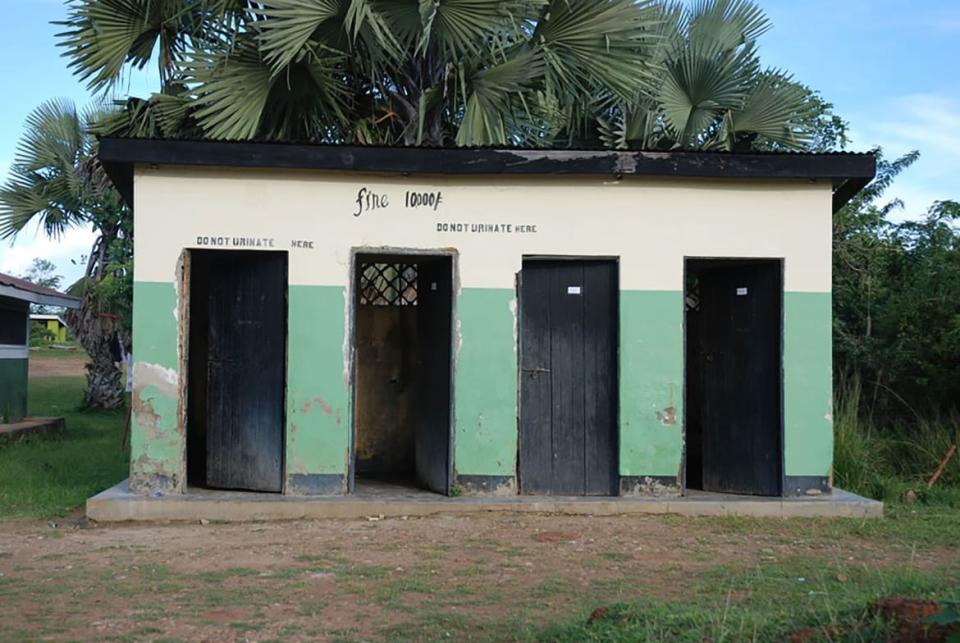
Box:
<box><xmin>685</xmin><ymin>258</ymin><xmax>783</xmax><ymax>497</ymax></box>
<box><xmin>351</xmin><ymin>253</ymin><xmax>453</xmax><ymax>495</ymax></box>
<box><xmin>186</xmin><ymin>250</ymin><xmax>287</xmax><ymax>493</ymax></box>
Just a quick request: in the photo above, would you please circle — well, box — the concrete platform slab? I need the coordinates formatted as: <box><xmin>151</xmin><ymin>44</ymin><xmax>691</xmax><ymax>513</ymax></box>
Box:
<box><xmin>0</xmin><ymin>416</ymin><xmax>65</xmax><ymax>441</ymax></box>
<box><xmin>87</xmin><ymin>480</ymin><xmax>883</xmax><ymax>522</ymax></box>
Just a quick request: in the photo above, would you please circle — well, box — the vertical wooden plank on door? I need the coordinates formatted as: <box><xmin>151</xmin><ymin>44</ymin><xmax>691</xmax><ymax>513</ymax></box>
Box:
<box><xmin>549</xmin><ymin>262</ymin><xmax>587</xmax><ymax>495</ymax></box>
<box><xmin>205</xmin><ymin>251</ymin><xmax>286</xmax><ymax>493</ymax></box>
<box><xmin>753</xmin><ymin>263</ymin><xmax>783</xmax><ymax>495</ymax></box>
<box><xmin>583</xmin><ymin>261</ymin><xmax>618</xmax><ymax>495</ymax></box>
<box><xmin>414</xmin><ymin>257</ymin><xmax>452</xmax><ymax>494</ymax></box>
<box><xmin>520</xmin><ymin>259</ymin><xmax>619</xmax><ymax>496</ymax></box>
<box><xmin>519</xmin><ymin>262</ymin><xmax>554</xmax><ymax>494</ymax></box>
<box><xmin>699</xmin><ymin>261</ymin><xmax>782</xmax><ymax>496</ymax></box>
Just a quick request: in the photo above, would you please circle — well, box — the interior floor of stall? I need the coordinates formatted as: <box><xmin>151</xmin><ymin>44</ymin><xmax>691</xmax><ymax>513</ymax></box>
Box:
<box><xmin>352</xmin><ymin>475</ymin><xmax>439</xmax><ymax>498</ymax></box>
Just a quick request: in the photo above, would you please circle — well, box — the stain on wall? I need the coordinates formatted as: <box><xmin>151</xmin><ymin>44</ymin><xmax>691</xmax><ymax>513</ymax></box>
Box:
<box><xmin>285</xmin><ymin>285</ymin><xmax>350</xmax><ymax>485</ymax></box>
<box><xmin>354</xmin><ymin>305</ymin><xmax>418</xmax><ymax>475</ymax></box>
<box><xmin>619</xmin><ymin>290</ymin><xmax>685</xmax><ymax>479</ymax></box>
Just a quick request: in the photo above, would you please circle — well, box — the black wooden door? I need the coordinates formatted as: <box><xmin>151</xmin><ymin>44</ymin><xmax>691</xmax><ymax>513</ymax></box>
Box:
<box><xmin>519</xmin><ymin>260</ymin><xmax>618</xmax><ymax>496</ymax></box>
<box><xmin>414</xmin><ymin>257</ymin><xmax>452</xmax><ymax>494</ymax></box>
<box><xmin>697</xmin><ymin>261</ymin><xmax>782</xmax><ymax>496</ymax></box>
<box><xmin>205</xmin><ymin>251</ymin><xmax>286</xmax><ymax>493</ymax></box>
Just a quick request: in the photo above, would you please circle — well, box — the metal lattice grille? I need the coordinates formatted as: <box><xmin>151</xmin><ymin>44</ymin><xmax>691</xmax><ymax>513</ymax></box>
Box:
<box><xmin>359</xmin><ymin>263</ymin><xmax>418</xmax><ymax>306</ymax></box>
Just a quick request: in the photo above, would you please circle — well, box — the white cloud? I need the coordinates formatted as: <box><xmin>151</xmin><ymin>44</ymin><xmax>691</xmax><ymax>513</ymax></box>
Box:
<box><xmin>871</xmin><ymin>94</ymin><xmax>960</xmax><ymax>161</ymax></box>
<box><xmin>0</xmin><ymin>222</ymin><xmax>96</xmax><ymax>286</ymax></box>
<box><xmin>848</xmin><ymin>92</ymin><xmax>960</xmax><ymax>221</ymax></box>
<box><xmin>0</xmin><ymin>158</ymin><xmax>96</xmax><ymax>286</ymax></box>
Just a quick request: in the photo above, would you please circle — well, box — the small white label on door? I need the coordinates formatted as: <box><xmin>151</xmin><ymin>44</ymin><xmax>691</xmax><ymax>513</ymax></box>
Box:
<box><xmin>431</xmin><ymin>282</ymin><xmax>437</xmax><ymax>291</ymax></box>
<box><xmin>736</xmin><ymin>287</ymin><xmax>748</xmax><ymax>296</ymax></box>
<box><xmin>567</xmin><ymin>286</ymin><xmax>582</xmax><ymax>295</ymax></box>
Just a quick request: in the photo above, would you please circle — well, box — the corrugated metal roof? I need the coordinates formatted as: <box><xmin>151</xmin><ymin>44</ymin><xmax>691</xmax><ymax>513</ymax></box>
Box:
<box><xmin>98</xmin><ymin>135</ymin><xmax>876</xmax><ymax>157</ymax></box>
<box><xmin>0</xmin><ymin>272</ymin><xmax>81</xmax><ymax>308</ymax></box>
<box><xmin>98</xmin><ymin>137</ymin><xmax>877</xmax><ymax>213</ymax></box>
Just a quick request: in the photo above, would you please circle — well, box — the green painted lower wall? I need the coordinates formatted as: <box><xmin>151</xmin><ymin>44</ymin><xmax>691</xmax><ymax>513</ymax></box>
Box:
<box><xmin>133</xmin><ymin>282</ymin><xmax>180</xmax><ymax>370</ymax></box>
<box><xmin>130</xmin><ymin>281</ymin><xmax>354</xmax><ymax>492</ymax></box>
<box><xmin>454</xmin><ymin>288</ymin><xmax>518</xmax><ymax>476</ymax></box>
<box><xmin>129</xmin><ymin>281</ymin><xmax>183</xmax><ymax>493</ymax></box>
<box><xmin>0</xmin><ymin>358</ymin><xmax>28</xmax><ymax>423</ymax></box>
<box><xmin>619</xmin><ymin>291</ymin><xmax>685</xmax><ymax>478</ymax></box>
<box><xmin>451</xmin><ymin>289</ymin><xmax>689</xmax><ymax>480</ymax></box>
<box><xmin>783</xmin><ymin>292</ymin><xmax>833</xmax><ymax>477</ymax></box>
<box><xmin>285</xmin><ymin>285</ymin><xmax>350</xmax><ymax>484</ymax></box>
<box><xmin>127</xmin><ymin>276</ymin><xmax>833</xmax><ymax>494</ymax></box>
<box><xmin>617</xmin><ymin>290</ymin><xmax>834</xmax><ymax>481</ymax></box>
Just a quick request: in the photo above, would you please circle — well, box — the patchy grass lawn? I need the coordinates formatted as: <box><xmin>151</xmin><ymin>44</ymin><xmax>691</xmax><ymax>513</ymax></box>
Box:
<box><xmin>0</xmin><ymin>507</ymin><xmax>957</xmax><ymax>641</ymax></box>
<box><xmin>0</xmin><ymin>375</ymin><xmax>127</xmax><ymax>519</ymax></box>
<box><xmin>1</xmin><ymin>370</ymin><xmax>958</xmax><ymax>640</ymax></box>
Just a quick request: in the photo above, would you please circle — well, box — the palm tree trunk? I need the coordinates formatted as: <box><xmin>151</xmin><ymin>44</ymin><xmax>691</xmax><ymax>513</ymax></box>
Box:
<box><xmin>63</xmin><ymin>231</ymin><xmax>126</xmax><ymax>409</ymax></box>
<box><xmin>66</xmin><ymin>292</ymin><xmax>125</xmax><ymax>409</ymax></box>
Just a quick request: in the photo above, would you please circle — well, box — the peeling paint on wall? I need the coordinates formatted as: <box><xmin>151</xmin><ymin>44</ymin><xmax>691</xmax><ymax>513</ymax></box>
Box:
<box><xmin>457</xmin><ymin>475</ymin><xmax>517</xmax><ymax>497</ymax></box>
<box><xmin>130</xmin><ymin>362</ymin><xmax>183</xmax><ymax>494</ymax></box>
<box><xmin>620</xmin><ymin>475</ymin><xmax>681</xmax><ymax>497</ymax></box>
<box><xmin>656</xmin><ymin>406</ymin><xmax>677</xmax><ymax>426</ymax></box>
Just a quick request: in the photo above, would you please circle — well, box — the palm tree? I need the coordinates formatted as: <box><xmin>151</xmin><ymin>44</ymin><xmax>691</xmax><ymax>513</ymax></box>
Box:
<box><xmin>56</xmin><ymin>0</ymin><xmax>649</xmax><ymax>145</ymax></box>
<box><xmin>57</xmin><ymin>0</ymin><xmax>814</xmax><ymax>150</ymax></box>
<box><xmin>61</xmin><ymin>0</ymin><xmax>809</xmax><ymax>150</ymax></box>
<box><xmin>597</xmin><ymin>0</ymin><xmax>812</xmax><ymax>150</ymax></box>
<box><xmin>0</xmin><ymin>100</ymin><xmax>131</xmax><ymax>409</ymax></box>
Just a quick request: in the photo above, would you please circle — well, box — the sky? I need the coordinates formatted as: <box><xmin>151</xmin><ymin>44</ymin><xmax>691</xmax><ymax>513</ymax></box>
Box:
<box><xmin>0</xmin><ymin>0</ymin><xmax>957</xmax><ymax>286</ymax></box>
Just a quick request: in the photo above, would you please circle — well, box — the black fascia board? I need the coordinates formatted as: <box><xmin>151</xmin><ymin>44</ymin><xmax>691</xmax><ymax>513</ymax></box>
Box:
<box><xmin>98</xmin><ymin>138</ymin><xmax>876</xmax><ymax>212</ymax></box>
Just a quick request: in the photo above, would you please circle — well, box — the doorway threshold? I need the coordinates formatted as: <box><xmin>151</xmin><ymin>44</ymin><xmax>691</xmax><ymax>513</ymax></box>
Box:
<box><xmin>87</xmin><ymin>481</ymin><xmax>882</xmax><ymax>522</ymax></box>
<box><xmin>353</xmin><ymin>476</ymin><xmax>442</xmax><ymax>498</ymax></box>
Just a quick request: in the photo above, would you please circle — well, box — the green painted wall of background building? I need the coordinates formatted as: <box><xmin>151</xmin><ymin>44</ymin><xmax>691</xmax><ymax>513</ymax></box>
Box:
<box><xmin>0</xmin><ymin>358</ymin><xmax>28</xmax><ymax>423</ymax></box>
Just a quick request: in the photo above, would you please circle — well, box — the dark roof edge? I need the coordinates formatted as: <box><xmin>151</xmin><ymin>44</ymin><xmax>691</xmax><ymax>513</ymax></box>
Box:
<box><xmin>0</xmin><ymin>272</ymin><xmax>81</xmax><ymax>309</ymax></box>
<box><xmin>98</xmin><ymin>138</ymin><xmax>876</xmax><ymax>213</ymax></box>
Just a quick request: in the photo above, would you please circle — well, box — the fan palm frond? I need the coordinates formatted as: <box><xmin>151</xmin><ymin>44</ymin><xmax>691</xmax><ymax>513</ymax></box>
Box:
<box><xmin>186</xmin><ymin>37</ymin><xmax>352</xmax><ymax>140</ymax></box>
<box><xmin>0</xmin><ymin>100</ymin><xmax>90</xmax><ymax>239</ymax></box>
<box><xmin>456</xmin><ymin>49</ymin><xmax>546</xmax><ymax>146</ymax></box>
<box><xmin>535</xmin><ymin>0</ymin><xmax>661</xmax><ymax>101</ymax></box>
<box><xmin>257</xmin><ymin>0</ymin><xmax>345</xmax><ymax>73</ymax></box>
<box><xmin>720</xmin><ymin>71</ymin><xmax>811</xmax><ymax>150</ymax></box>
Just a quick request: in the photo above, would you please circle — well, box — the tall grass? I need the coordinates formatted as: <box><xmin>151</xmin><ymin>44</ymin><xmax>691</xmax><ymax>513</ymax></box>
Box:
<box><xmin>834</xmin><ymin>375</ymin><xmax>960</xmax><ymax>503</ymax></box>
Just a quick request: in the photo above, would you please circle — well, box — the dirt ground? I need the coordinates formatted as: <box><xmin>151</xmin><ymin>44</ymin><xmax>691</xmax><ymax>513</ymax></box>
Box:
<box><xmin>28</xmin><ymin>352</ymin><xmax>87</xmax><ymax>378</ymax></box>
<box><xmin>0</xmin><ymin>512</ymin><xmax>957</xmax><ymax>641</ymax></box>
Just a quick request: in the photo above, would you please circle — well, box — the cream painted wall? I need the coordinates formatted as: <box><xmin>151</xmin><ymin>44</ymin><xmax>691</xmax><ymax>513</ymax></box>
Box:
<box><xmin>133</xmin><ymin>167</ymin><xmax>833</xmax><ymax>292</ymax></box>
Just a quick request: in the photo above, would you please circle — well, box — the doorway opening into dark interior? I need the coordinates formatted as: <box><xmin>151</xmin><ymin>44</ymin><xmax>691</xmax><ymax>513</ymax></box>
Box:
<box><xmin>684</xmin><ymin>258</ymin><xmax>784</xmax><ymax>497</ymax></box>
<box><xmin>351</xmin><ymin>253</ymin><xmax>453</xmax><ymax>496</ymax></box>
<box><xmin>185</xmin><ymin>249</ymin><xmax>288</xmax><ymax>493</ymax></box>
<box><xmin>518</xmin><ymin>258</ymin><xmax>619</xmax><ymax>496</ymax></box>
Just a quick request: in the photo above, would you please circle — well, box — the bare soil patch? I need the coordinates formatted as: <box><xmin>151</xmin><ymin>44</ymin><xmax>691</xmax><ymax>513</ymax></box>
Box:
<box><xmin>28</xmin><ymin>352</ymin><xmax>87</xmax><ymax>378</ymax></box>
<box><xmin>0</xmin><ymin>512</ymin><xmax>956</xmax><ymax>641</ymax></box>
